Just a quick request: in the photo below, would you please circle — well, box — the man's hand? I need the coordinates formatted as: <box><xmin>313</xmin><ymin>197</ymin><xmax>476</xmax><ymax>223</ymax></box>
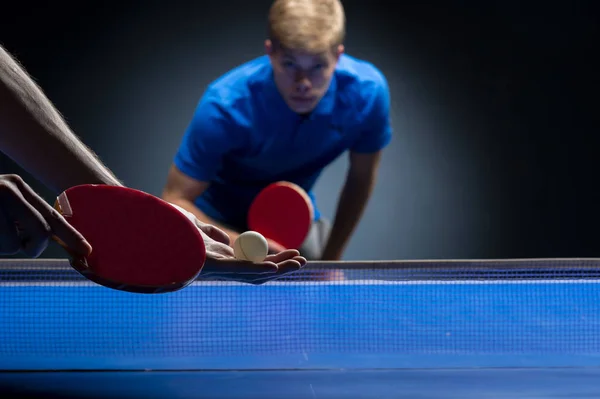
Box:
<box><xmin>198</xmin><ymin>224</ymin><xmax>307</xmax><ymax>285</ymax></box>
<box><xmin>169</xmin><ymin>204</ymin><xmax>307</xmax><ymax>284</ymax></box>
<box><xmin>0</xmin><ymin>174</ymin><xmax>92</xmax><ymax>258</ymax></box>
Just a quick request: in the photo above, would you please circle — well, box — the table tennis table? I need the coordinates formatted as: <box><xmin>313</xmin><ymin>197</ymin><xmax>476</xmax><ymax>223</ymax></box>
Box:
<box><xmin>1</xmin><ymin>258</ymin><xmax>600</xmax><ymax>398</ymax></box>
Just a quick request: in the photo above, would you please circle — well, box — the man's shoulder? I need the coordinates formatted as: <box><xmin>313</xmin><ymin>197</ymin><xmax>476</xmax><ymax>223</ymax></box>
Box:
<box><xmin>333</xmin><ymin>54</ymin><xmax>389</xmax><ymax>124</ymax></box>
<box><xmin>204</xmin><ymin>55</ymin><xmax>271</xmax><ymax>104</ymax></box>
<box><xmin>335</xmin><ymin>54</ymin><xmax>388</xmax><ymax>97</ymax></box>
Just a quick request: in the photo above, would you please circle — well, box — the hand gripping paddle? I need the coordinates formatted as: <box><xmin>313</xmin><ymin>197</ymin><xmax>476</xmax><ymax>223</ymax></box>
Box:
<box><xmin>247</xmin><ymin>181</ymin><xmax>314</xmax><ymax>250</ymax></box>
<box><xmin>53</xmin><ymin>184</ymin><xmax>206</xmax><ymax>293</ymax></box>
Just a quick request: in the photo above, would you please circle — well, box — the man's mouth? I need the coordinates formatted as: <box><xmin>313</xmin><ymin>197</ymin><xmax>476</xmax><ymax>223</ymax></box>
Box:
<box><xmin>291</xmin><ymin>96</ymin><xmax>314</xmax><ymax>103</ymax></box>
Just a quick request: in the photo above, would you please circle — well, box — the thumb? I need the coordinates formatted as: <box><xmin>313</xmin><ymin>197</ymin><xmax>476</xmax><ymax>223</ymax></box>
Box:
<box><xmin>199</xmin><ymin>224</ymin><xmax>231</xmax><ymax>245</ymax></box>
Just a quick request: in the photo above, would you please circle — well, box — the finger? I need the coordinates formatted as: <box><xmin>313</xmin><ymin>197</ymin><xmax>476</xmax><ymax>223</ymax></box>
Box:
<box><xmin>168</xmin><ymin>203</ymin><xmax>231</xmax><ymax>246</ymax></box>
<box><xmin>0</xmin><ymin>208</ymin><xmax>20</xmax><ymax>254</ymax></box>
<box><xmin>273</xmin><ymin>259</ymin><xmax>302</xmax><ymax>274</ymax></box>
<box><xmin>205</xmin><ymin>243</ymin><xmax>235</xmax><ymax>259</ymax></box>
<box><xmin>292</xmin><ymin>255</ymin><xmax>307</xmax><ymax>267</ymax></box>
<box><xmin>0</xmin><ymin>184</ymin><xmax>52</xmax><ymax>258</ymax></box>
<box><xmin>16</xmin><ymin>180</ymin><xmax>91</xmax><ymax>257</ymax></box>
<box><xmin>199</xmin><ymin>224</ymin><xmax>230</xmax><ymax>245</ymax></box>
<box><xmin>264</xmin><ymin>249</ymin><xmax>300</xmax><ymax>263</ymax></box>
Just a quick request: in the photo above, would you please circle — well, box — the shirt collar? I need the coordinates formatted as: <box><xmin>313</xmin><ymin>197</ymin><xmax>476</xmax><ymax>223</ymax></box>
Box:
<box><xmin>263</xmin><ymin>66</ymin><xmax>338</xmax><ymax>121</ymax></box>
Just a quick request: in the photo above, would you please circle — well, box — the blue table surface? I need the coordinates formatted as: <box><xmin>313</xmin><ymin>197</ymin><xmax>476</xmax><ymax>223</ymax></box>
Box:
<box><xmin>3</xmin><ymin>259</ymin><xmax>600</xmax><ymax>398</ymax></box>
<box><xmin>2</xmin><ymin>280</ymin><xmax>600</xmax><ymax>370</ymax></box>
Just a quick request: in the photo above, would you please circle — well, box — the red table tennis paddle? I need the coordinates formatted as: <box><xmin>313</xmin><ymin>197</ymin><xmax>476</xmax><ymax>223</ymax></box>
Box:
<box><xmin>52</xmin><ymin>184</ymin><xmax>206</xmax><ymax>294</ymax></box>
<box><xmin>247</xmin><ymin>181</ymin><xmax>314</xmax><ymax>250</ymax></box>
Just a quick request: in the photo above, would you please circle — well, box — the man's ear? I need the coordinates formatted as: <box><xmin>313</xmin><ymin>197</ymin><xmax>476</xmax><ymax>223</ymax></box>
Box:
<box><xmin>265</xmin><ymin>39</ymin><xmax>274</xmax><ymax>55</ymax></box>
<box><xmin>336</xmin><ymin>44</ymin><xmax>345</xmax><ymax>59</ymax></box>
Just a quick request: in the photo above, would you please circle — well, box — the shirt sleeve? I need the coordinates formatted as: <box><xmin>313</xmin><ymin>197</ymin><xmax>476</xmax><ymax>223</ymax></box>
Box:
<box><xmin>173</xmin><ymin>92</ymin><xmax>242</xmax><ymax>182</ymax></box>
<box><xmin>350</xmin><ymin>75</ymin><xmax>393</xmax><ymax>154</ymax></box>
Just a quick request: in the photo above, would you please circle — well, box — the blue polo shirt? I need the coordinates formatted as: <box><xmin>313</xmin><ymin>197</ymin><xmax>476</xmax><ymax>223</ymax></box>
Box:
<box><xmin>174</xmin><ymin>54</ymin><xmax>392</xmax><ymax>230</ymax></box>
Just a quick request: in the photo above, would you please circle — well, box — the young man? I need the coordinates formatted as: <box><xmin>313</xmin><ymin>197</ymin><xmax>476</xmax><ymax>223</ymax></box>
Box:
<box><xmin>163</xmin><ymin>0</ymin><xmax>392</xmax><ymax>260</ymax></box>
<box><xmin>0</xmin><ymin>45</ymin><xmax>304</xmax><ymax>282</ymax></box>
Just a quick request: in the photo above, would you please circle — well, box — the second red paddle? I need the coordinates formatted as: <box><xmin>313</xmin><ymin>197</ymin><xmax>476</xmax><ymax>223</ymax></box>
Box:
<box><xmin>247</xmin><ymin>181</ymin><xmax>314</xmax><ymax>250</ymax></box>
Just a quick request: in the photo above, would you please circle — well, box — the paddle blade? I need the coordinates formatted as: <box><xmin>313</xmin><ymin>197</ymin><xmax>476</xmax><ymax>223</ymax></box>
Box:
<box><xmin>54</xmin><ymin>185</ymin><xmax>206</xmax><ymax>293</ymax></box>
<box><xmin>247</xmin><ymin>181</ymin><xmax>313</xmax><ymax>250</ymax></box>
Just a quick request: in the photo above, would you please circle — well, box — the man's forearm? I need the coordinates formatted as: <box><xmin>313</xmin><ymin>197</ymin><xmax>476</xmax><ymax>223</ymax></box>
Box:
<box><xmin>0</xmin><ymin>45</ymin><xmax>122</xmax><ymax>193</ymax></box>
<box><xmin>321</xmin><ymin>174</ymin><xmax>376</xmax><ymax>260</ymax></box>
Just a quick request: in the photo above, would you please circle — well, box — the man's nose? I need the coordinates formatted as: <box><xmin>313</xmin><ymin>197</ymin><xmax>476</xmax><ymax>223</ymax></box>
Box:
<box><xmin>294</xmin><ymin>73</ymin><xmax>311</xmax><ymax>93</ymax></box>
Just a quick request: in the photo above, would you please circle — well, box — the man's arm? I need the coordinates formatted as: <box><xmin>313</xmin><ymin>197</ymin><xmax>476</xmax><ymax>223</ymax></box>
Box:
<box><xmin>320</xmin><ymin>151</ymin><xmax>382</xmax><ymax>260</ymax></box>
<box><xmin>162</xmin><ymin>166</ymin><xmax>287</xmax><ymax>252</ymax></box>
<box><xmin>162</xmin><ymin>164</ymin><xmax>241</xmax><ymax>241</ymax></box>
<box><xmin>320</xmin><ymin>69</ymin><xmax>392</xmax><ymax>260</ymax></box>
<box><xmin>0</xmin><ymin>45</ymin><xmax>122</xmax><ymax>193</ymax></box>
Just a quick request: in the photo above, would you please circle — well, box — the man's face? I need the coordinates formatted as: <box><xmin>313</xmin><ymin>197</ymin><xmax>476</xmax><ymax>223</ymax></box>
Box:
<box><xmin>266</xmin><ymin>40</ymin><xmax>343</xmax><ymax>114</ymax></box>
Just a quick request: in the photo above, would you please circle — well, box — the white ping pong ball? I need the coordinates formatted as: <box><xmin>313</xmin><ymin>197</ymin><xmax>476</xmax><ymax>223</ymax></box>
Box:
<box><xmin>233</xmin><ymin>231</ymin><xmax>269</xmax><ymax>262</ymax></box>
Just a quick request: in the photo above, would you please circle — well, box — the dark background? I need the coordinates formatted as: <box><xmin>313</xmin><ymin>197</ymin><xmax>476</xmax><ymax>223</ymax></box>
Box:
<box><xmin>0</xmin><ymin>1</ymin><xmax>597</xmax><ymax>260</ymax></box>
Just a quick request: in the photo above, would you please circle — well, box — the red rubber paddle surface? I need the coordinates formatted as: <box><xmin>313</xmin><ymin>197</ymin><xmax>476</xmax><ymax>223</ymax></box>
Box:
<box><xmin>55</xmin><ymin>185</ymin><xmax>206</xmax><ymax>293</ymax></box>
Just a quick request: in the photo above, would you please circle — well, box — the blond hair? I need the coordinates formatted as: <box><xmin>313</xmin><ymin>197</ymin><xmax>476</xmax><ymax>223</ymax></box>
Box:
<box><xmin>268</xmin><ymin>0</ymin><xmax>346</xmax><ymax>53</ymax></box>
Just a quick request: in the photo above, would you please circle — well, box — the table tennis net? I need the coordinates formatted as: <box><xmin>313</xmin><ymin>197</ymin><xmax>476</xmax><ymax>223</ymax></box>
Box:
<box><xmin>1</xmin><ymin>258</ymin><xmax>600</xmax><ymax>370</ymax></box>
